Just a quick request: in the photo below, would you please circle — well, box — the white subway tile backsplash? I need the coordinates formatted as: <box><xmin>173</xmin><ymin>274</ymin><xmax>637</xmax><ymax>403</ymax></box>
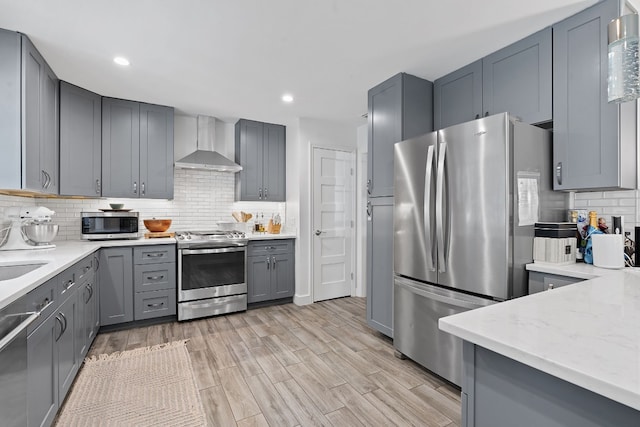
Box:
<box><xmin>0</xmin><ymin>169</ymin><xmax>286</xmax><ymax>241</ymax></box>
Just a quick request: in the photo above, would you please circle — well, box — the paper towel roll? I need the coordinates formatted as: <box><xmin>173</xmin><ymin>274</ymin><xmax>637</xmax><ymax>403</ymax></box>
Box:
<box><xmin>592</xmin><ymin>234</ymin><xmax>624</xmax><ymax>269</ymax></box>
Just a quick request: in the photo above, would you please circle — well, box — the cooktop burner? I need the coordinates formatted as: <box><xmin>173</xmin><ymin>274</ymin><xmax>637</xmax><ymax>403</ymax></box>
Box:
<box><xmin>175</xmin><ymin>230</ymin><xmax>247</xmax><ymax>248</ymax></box>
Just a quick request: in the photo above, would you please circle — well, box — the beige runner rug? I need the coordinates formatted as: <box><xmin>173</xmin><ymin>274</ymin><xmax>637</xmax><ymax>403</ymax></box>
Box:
<box><xmin>55</xmin><ymin>340</ymin><xmax>206</xmax><ymax>427</ymax></box>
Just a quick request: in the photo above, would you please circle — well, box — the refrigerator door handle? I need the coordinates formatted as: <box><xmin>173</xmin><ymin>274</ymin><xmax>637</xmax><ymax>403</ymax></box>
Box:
<box><xmin>424</xmin><ymin>145</ymin><xmax>436</xmax><ymax>271</ymax></box>
<box><xmin>436</xmin><ymin>142</ymin><xmax>447</xmax><ymax>273</ymax></box>
<box><xmin>395</xmin><ymin>276</ymin><xmax>493</xmax><ymax>310</ymax></box>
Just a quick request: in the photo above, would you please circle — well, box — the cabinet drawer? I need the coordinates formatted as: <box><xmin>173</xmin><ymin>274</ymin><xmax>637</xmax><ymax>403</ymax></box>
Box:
<box><xmin>25</xmin><ymin>276</ymin><xmax>58</xmax><ymax>334</ymax></box>
<box><xmin>133</xmin><ymin>245</ymin><xmax>176</xmax><ymax>264</ymax></box>
<box><xmin>75</xmin><ymin>254</ymin><xmax>94</xmax><ymax>284</ymax></box>
<box><xmin>134</xmin><ymin>290</ymin><xmax>176</xmax><ymax>320</ymax></box>
<box><xmin>248</xmin><ymin>239</ymin><xmax>293</xmax><ymax>256</ymax></box>
<box><xmin>57</xmin><ymin>267</ymin><xmax>79</xmax><ymax>302</ymax></box>
<box><xmin>134</xmin><ymin>263</ymin><xmax>176</xmax><ymax>292</ymax></box>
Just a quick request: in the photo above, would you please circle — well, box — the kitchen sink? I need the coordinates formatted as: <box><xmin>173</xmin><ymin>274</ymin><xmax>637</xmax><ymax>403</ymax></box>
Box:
<box><xmin>0</xmin><ymin>262</ymin><xmax>47</xmax><ymax>281</ymax></box>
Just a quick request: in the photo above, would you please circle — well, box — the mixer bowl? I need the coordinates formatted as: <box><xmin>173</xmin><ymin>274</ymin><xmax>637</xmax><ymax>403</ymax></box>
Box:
<box><xmin>22</xmin><ymin>224</ymin><xmax>59</xmax><ymax>245</ymax></box>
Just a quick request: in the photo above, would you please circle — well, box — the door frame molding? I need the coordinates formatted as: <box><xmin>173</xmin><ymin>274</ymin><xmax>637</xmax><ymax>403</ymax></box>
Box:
<box><xmin>310</xmin><ymin>144</ymin><xmax>356</xmax><ymax>302</ymax></box>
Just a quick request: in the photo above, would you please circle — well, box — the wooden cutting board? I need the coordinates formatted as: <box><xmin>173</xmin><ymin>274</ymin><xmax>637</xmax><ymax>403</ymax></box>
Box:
<box><xmin>144</xmin><ymin>232</ymin><xmax>175</xmax><ymax>239</ymax></box>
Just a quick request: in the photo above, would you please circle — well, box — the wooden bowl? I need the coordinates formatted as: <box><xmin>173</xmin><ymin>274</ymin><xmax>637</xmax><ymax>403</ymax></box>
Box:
<box><xmin>143</xmin><ymin>219</ymin><xmax>172</xmax><ymax>232</ymax></box>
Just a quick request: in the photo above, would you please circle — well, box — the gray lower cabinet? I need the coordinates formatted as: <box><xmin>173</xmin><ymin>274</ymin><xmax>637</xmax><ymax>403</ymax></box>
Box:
<box><xmin>434</xmin><ymin>61</ymin><xmax>482</xmax><ymax>130</ymax></box>
<box><xmin>133</xmin><ymin>245</ymin><xmax>176</xmax><ymax>320</ymax></box>
<box><xmin>553</xmin><ymin>0</ymin><xmax>636</xmax><ymax>191</ymax></box>
<box><xmin>461</xmin><ymin>342</ymin><xmax>639</xmax><ymax>426</ymax></box>
<box><xmin>99</xmin><ymin>247</ymin><xmax>134</xmax><ymax>326</ymax></box>
<box><xmin>528</xmin><ymin>271</ymin><xmax>583</xmax><ymax>294</ymax></box>
<box><xmin>59</xmin><ymin>81</ymin><xmax>102</xmax><ymax>196</ymax></box>
<box><xmin>235</xmin><ymin>119</ymin><xmax>286</xmax><ymax>202</ymax></box>
<box><xmin>434</xmin><ymin>27</ymin><xmax>552</xmax><ymax>130</ymax></box>
<box><xmin>368</xmin><ymin>72</ymin><xmax>433</xmax><ymax>198</ymax></box>
<box><xmin>366</xmin><ymin>197</ymin><xmax>394</xmax><ymax>337</ymax></box>
<box><xmin>26</xmin><ymin>254</ymin><xmax>100</xmax><ymax>427</ymax></box>
<box><xmin>27</xmin><ymin>297</ymin><xmax>58</xmax><ymax>427</ymax></box>
<box><xmin>0</xmin><ymin>30</ymin><xmax>58</xmax><ymax>194</ymax></box>
<box><xmin>102</xmin><ymin>98</ymin><xmax>174</xmax><ymax>199</ymax></box>
<box><xmin>247</xmin><ymin>239</ymin><xmax>295</xmax><ymax>303</ymax></box>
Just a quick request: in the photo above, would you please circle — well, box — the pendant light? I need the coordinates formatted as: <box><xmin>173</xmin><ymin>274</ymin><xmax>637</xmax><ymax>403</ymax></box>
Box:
<box><xmin>607</xmin><ymin>14</ymin><xmax>640</xmax><ymax>103</ymax></box>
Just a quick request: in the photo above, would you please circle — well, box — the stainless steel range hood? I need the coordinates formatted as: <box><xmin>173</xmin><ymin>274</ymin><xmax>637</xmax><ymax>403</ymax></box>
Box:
<box><xmin>175</xmin><ymin>115</ymin><xmax>242</xmax><ymax>172</ymax></box>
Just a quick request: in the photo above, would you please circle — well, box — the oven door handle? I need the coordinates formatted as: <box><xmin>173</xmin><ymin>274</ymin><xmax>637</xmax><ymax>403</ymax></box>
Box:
<box><xmin>181</xmin><ymin>247</ymin><xmax>246</xmax><ymax>255</ymax></box>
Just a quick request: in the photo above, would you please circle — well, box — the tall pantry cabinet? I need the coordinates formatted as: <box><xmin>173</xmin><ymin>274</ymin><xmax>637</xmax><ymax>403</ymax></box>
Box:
<box><xmin>366</xmin><ymin>73</ymin><xmax>433</xmax><ymax>338</ymax></box>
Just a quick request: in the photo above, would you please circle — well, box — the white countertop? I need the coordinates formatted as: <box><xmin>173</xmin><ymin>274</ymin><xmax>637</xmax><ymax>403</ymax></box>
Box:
<box><xmin>440</xmin><ymin>269</ymin><xmax>640</xmax><ymax>411</ymax></box>
<box><xmin>0</xmin><ymin>237</ymin><xmax>176</xmax><ymax>309</ymax></box>
<box><xmin>526</xmin><ymin>261</ymin><xmax>618</xmax><ymax>280</ymax></box>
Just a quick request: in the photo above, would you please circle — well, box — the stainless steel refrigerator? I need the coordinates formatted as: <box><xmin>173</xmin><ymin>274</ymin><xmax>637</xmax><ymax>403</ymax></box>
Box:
<box><xmin>393</xmin><ymin>113</ymin><xmax>565</xmax><ymax>386</ymax></box>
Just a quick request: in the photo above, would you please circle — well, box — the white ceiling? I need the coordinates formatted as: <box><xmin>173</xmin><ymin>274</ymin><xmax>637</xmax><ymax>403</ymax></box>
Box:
<box><xmin>0</xmin><ymin>0</ymin><xmax>598</xmax><ymax>127</ymax></box>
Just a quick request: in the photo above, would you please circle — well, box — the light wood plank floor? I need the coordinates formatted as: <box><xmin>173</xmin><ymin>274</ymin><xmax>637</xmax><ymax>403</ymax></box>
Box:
<box><xmin>87</xmin><ymin>297</ymin><xmax>461</xmax><ymax>427</ymax></box>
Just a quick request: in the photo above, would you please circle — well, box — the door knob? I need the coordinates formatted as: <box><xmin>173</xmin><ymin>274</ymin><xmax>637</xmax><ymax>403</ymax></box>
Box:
<box><xmin>315</xmin><ymin>230</ymin><xmax>322</xmax><ymax>236</ymax></box>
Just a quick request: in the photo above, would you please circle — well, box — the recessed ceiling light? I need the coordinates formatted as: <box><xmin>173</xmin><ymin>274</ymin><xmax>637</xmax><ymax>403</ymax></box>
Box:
<box><xmin>282</xmin><ymin>94</ymin><xmax>294</xmax><ymax>103</ymax></box>
<box><xmin>113</xmin><ymin>56</ymin><xmax>130</xmax><ymax>66</ymax></box>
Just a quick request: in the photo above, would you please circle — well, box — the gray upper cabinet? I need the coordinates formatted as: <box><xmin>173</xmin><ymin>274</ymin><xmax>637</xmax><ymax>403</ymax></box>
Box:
<box><xmin>59</xmin><ymin>82</ymin><xmax>102</xmax><ymax>196</ymax></box>
<box><xmin>102</xmin><ymin>98</ymin><xmax>140</xmax><ymax>198</ymax></box>
<box><xmin>139</xmin><ymin>103</ymin><xmax>174</xmax><ymax>199</ymax></box>
<box><xmin>235</xmin><ymin>119</ymin><xmax>286</xmax><ymax>202</ymax></box>
<box><xmin>434</xmin><ymin>61</ymin><xmax>482</xmax><ymax>130</ymax></box>
<box><xmin>483</xmin><ymin>28</ymin><xmax>552</xmax><ymax>124</ymax></box>
<box><xmin>102</xmin><ymin>98</ymin><xmax>174</xmax><ymax>199</ymax></box>
<box><xmin>553</xmin><ymin>0</ymin><xmax>636</xmax><ymax>191</ymax></box>
<box><xmin>0</xmin><ymin>30</ymin><xmax>58</xmax><ymax>194</ymax></box>
<box><xmin>435</xmin><ymin>27</ymin><xmax>552</xmax><ymax>129</ymax></box>
<box><xmin>368</xmin><ymin>73</ymin><xmax>433</xmax><ymax>198</ymax></box>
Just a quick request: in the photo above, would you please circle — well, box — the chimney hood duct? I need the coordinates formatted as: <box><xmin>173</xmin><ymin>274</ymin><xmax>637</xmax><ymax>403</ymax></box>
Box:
<box><xmin>175</xmin><ymin>115</ymin><xmax>242</xmax><ymax>173</ymax></box>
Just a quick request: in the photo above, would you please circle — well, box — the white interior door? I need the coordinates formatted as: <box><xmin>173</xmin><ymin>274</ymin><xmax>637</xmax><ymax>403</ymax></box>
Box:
<box><xmin>313</xmin><ymin>147</ymin><xmax>354</xmax><ymax>302</ymax></box>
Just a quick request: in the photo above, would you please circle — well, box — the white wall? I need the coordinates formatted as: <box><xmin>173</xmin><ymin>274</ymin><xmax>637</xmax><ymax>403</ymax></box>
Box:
<box><xmin>355</xmin><ymin>124</ymin><xmax>368</xmax><ymax>297</ymax></box>
<box><xmin>291</xmin><ymin>118</ymin><xmax>358</xmax><ymax>305</ymax></box>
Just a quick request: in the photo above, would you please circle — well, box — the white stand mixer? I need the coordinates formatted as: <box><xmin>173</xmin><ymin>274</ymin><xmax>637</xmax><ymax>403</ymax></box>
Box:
<box><xmin>0</xmin><ymin>206</ymin><xmax>57</xmax><ymax>250</ymax></box>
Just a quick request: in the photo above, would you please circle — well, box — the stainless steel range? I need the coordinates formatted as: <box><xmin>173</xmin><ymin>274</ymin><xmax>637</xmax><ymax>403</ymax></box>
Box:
<box><xmin>176</xmin><ymin>230</ymin><xmax>248</xmax><ymax>321</ymax></box>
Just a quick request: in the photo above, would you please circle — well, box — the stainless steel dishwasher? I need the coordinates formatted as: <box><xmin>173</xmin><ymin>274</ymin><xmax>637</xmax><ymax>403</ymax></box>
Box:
<box><xmin>0</xmin><ymin>296</ymin><xmax>40</xmax><ymax>427</ymax></box>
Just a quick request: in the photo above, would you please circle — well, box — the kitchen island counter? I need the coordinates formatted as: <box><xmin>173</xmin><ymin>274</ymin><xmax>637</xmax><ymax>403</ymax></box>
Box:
<box><xmin>0</xmin><ymin>238</ymin><xmax>176</xmax><ymax>309</ymax></box>
<box><xmin>440</xmin><ymin>269</ymin><xmax>640</xmax><ymax>420</ymax></box>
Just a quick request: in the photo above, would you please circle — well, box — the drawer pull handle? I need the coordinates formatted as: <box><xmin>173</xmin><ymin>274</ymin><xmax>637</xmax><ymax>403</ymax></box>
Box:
<box><xmin>147</xmin><ymin>302</ymin><xmax>164</xmax><ymax>308</ymax></box>
<box><xmin>146</xmin><ymin>253</ymin><xmax>164</xmax><ymax>258</ymax></box>
<box><xmin>38</xmin><ymin>298</ymin><xmax>52</xmax><ymax>312</ymax></box>
<box><xmin>147</xmin><ymin>275</ymin><xmax>164</xmax><ymax>281</ymax></box>
<box><xmin>63</xmin><ymin>280</ymin><xmax>75</xmax><ymax>291</ymax></box>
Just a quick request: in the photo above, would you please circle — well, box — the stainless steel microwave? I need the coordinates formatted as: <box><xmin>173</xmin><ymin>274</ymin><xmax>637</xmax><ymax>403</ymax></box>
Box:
<box><xmin>81</xmin><ymin>211</ymin><xmax>139</xmax><ymax>240</ymax></box>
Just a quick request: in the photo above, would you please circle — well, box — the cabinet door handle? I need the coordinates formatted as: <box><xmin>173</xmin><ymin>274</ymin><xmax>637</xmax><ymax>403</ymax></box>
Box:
<box><xmin>147</xmin><ymin>275</ymin><xmax>164</xmax><ymax>281</ymax></box>
<box><xmin>95</xmin><ymin>179</ymin><xmax>101</xmax><ymax>194</ymax></box>
<box><xmin>258</xmin><ymin>188</ymin><xmax>262</xmax><ymax>200</ymax></box>
<box><xmin>147</xmin><ymin>302</ymin><xmax>164</xmax><ymax>308</ymax></box>
<box><xmin>366</xmin><ymin>179</ymin><xmax>371</xmax><ymax>195</ymax></box>
<box><xmin>475</xmin><ymin>114</ymin><xmax>480</xmax><ymax>120</ymax></box>
<box><xmin>556</xmin><ymin>162</ymin><xmax>562</xmax><ymax>185</ymax></box>
<box><xmin>94</xmin><ymin>255</ymin><xmax>100</xmax><ymax>271</ymax></box>
<box><xmin>264</xmin><ymin>188</ymin><xmax>268</xmax><ymax>199</ymax></box>
<box><xmin>63</xmin><ymin>279</ymin><xmax>75</xmax><ymax>292</ymax></box>
<box><xmin>366</xmin><ymin>201</ymin><xmax>372</xmax><ymax>220</ymax></box>
<box><xmin>266</xmin><ymin>256</ymin><xmax>270</xmax><ymax>269</ymax></box>
<box><xmin>133</xmin><ymin>181</ymin><xmax>138</xmax><ymax>194</ymax></box>
<box><xmin>55</xmin><ymin>315</ymin><xmax>64</xmax><ymax>341</ymax></box>
<box><xmin>85</xmin><ymin>284</ymin><xmax>92</xmax><ymax>304</ymax></box>
<box><xmin>484</xmin><ymin>111</ymin><xmax>489</xmax><ymax>117</ymax></box>
<box><xmin>272</xmin><ymin>256</ymin><xmax>276</xmax><ymax>269</ymax></box>
<box><xmin>41</xmin><ymin>170</ymin><xmax>46</xmax><ymax>188</ymax></box>
<box><xmin>146</xmin><ymin>253</ymin><xmax>164</xmax><ymax>258</ymax></box>
<box><xmin>141</xmin><ymin>182</ymin><xmax>145</xmax><ymax>196</ymax></box>
<box><xmin>59</xmin><ymin>312</ymin><xmax>68</xmax><ymax>334</ymax></box>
